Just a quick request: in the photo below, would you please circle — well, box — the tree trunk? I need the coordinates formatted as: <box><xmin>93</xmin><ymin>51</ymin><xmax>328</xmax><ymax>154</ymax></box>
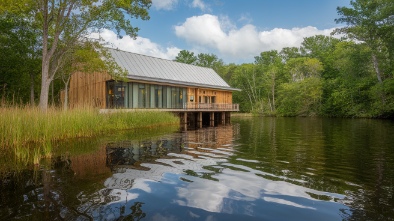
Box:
<box><xmin>30</xmin><ymin>71</ymin><xmax>35</xmax><ymax>106</ymax></box>
<box><xmin>64</xmin><ymin>85</ymin><xmax>68</xmax><ymax>111</ymax></box>
<box><xmin>39</xmin><ymin>62</ymin><xmax>51</xmax><ymax>111</ymax></box>
<box><xmin>268</xmin><ymin>95</ymin><xmax>273</xmax><ymax>112</ymax></box>
<box><xmin>372</xmin><ymin>53</ymin><xmax>383</xmax><ymax>84</ymax></box>
<box><xmin>271</xmin><ymin>75</ymin><xmax>276</xmax><ymax>112</ymax></box>
<box><xmin>51</xmin><ymin>80</ymin><xmax>54</xmax><ymax>106</ymax></box>
<box><xmin>63</xmin><ymin>75</ymin><xmax>71</xmax><ymax>111</ymax></box>
<box><xmin>372</xmin><ymin>53</ymin><xmax>386</xmax><ymax>106</ymax></box>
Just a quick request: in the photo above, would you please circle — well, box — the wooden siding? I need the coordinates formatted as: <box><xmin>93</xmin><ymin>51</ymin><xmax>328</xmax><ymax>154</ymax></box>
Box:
<box><xmin>187</xmin><ymin>88</ymin><xmax>232</xmax><ymax>105</ymax></box>
<box><xmin>65</xmin><ymin>72</ymin><xmax>234</xmax><ymax>109</ymax></box>
<box><xmin>68</xmin><ymin>72</ymin><xmax>112</xmax><ymax>109</ymax></box>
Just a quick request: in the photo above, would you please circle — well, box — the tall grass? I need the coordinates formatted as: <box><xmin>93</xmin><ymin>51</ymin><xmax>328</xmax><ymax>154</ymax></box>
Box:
<box><xmin>0</xmin><ymin>106</ymin><xmax>179</xmax><ymax>149</ymax></box>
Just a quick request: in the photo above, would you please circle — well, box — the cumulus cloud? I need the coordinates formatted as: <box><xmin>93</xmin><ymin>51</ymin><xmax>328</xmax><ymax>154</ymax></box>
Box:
<box><xmin>89</xmin><ymin>29</ymin><xmax>180</xmax><ymax>60</ymax></box>
<box><xmin>174</xmin><ymin>14</ymin><xmax>338</xmax><ymax>62</ymax></box>
<box><xmin>152</xmin><ymin>0</ymin><xmax>178</xmax><ymax>10</ymax></box>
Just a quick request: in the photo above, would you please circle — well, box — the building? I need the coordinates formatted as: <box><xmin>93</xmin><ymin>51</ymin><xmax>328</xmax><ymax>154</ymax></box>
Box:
<box><xmin>67</xmin><ymin>48</ymin><xmax>239</xmax><ymax>128</ymax></box>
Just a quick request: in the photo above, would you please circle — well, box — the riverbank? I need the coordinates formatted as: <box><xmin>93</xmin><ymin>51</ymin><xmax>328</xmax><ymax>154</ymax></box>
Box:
<box><xmin>0</xmin><ymin>106</ymin><xmax>179</xmax><ymax>149</ymax></box>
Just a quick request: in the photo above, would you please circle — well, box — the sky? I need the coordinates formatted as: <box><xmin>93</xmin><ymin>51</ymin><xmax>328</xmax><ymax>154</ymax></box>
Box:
<box><xmin>90</xmin><ymin>0</ymin><xmax>351</xmax><ymax>64</ymax></box>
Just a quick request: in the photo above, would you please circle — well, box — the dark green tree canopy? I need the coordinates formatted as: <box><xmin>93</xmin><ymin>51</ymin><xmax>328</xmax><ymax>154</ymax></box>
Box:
<box><xmin>174</xmin><ymin>50</ymin><xmax>197</xmax><ymax>64</ymax></box>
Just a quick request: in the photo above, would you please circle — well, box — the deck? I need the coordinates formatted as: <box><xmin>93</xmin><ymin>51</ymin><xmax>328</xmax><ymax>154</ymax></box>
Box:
<box><xmin>99</xmin><ymin>103</ymin><xmax>239</xmax><ymax>130</ymax></box>
<box><xmin>100</xmin><ymin>103</ymin><xmax>239</xmax><ymax>113</ymax></box>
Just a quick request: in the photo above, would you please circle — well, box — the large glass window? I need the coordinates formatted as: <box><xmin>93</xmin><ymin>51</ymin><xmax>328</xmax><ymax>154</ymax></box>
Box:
<box><xmin>106</xmin><ymin>81</ymin><xmax>186</xmax><ymax>109</ymax></box>
<box><xmin>138</xmin><ymin>84</ymin><xmax>146</xmax><ymax>108</ymax></box>
<box><xmin>106</xmin><ymin>81</ymin><xmax>126</xmax><ymax>108</ymax></box>
<box><xmin>154</xmin><ymin>85</ymin><xmax>162</xmax><ymax>108</ymax></box>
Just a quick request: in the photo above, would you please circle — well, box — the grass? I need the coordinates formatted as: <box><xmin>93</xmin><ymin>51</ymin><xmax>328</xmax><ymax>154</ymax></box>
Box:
<box><xmin>0</xmin><ymin>106</ymin><xmax>180</xmax><ymax>149</ymax></box>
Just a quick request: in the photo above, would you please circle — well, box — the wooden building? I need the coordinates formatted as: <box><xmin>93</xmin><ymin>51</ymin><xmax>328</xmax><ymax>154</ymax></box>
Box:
<box><xmin>67</xmin><ymin>48</ymin><xmax>239</xmax><ymax>129</ymax></box>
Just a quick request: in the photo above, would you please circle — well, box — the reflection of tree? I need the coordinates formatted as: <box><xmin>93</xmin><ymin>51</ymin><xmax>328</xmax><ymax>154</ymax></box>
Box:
<box><xmin>0</xmin><ymin>156</ymin><xmax>76</xmax><ymax>219</ymax></box>
<box><xmin>232</xmin><ymin>117</ymin><xmax>394</xmax><ymax>220</ymax></box>
<box><xmin>119</xmin><ymin>202</ymin><xmax>146</xmax><ymax>221</ymax></box>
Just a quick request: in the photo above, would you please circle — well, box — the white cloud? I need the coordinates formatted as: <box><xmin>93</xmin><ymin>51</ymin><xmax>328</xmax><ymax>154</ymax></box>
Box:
<box><xmin>174</xmin><ymin>14</ymin><xmax>339</xmax><ymax>62</ymax></box>
<box><xmin>152</xmin><ymin>0</ymin><xmax>178</xmax><ymax>10</ymax></box>
<box><xmin>89</xmin><ymin>29</ymin><xmax>180</xmax><ymax>60</ymax></box>
<box><xmin>191</xmin><ymin>0</ymin><xmax>209</xmax><ymax>11</ymax></box>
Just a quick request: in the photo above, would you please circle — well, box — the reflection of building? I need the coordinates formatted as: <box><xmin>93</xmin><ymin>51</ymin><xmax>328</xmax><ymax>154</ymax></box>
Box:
<box><xmin>64</xmin><ymin>49</ymin><xmax>240</xmax><ymax>128</ymax></box>
<box><xmin>103</xmin><ymin>125</ymin><xmax>238</xmax><ymax>190</ymax></box>
<box><xmin>104</xmin><ymin>125</ymin><xmax>238</xmax><ymax>170</ymax></box>
<box><xmin>105</xmin><ymin>137</ymin><xmax>184</xmax><ymax>171</ymax></box>
<box><xmin>70</xmin><ymin>145</ymin><xmax>112</xmax><ymax>179</ymax></box>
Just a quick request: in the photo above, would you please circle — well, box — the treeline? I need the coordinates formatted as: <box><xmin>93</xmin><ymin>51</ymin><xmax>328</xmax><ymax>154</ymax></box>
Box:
<box><xmin>174</xmin><ymin>34</ymin><xmax>392</xmax><ymax>118</ymax></box>
<box><xmin>174</xmin><ymin>1</ymin><xmax>393</xmax><ymax>118</ymax></box>
<box><xmin>1</xmin><ymin>0</ymin><xmax>392</xmax><ymax>117</ymax></box>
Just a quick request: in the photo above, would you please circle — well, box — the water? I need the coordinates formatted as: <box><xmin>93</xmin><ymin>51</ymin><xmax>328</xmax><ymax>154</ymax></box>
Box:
<box><xmin>1</xmin><ymin>117</ymin><xmax>394</xmax><ymax>220</ymax></box>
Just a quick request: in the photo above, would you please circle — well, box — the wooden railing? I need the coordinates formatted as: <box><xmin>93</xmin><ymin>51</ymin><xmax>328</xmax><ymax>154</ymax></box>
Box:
<box><xmin>182</xmin><ymin>103</ymin><xmax>239</xmax><ymax>111</ymax></box>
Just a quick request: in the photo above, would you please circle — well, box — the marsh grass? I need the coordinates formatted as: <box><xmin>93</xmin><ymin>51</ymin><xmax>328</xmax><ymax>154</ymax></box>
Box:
<box><xmin>0</xmin><ymin>106</ymin><xmax>179</xmax><ymax>151</ymax></box>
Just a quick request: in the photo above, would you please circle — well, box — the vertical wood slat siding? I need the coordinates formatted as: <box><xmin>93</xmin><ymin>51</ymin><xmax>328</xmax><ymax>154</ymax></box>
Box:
<box><xmin>68</xmin><ymin>72</ymin><xmax>112</xmax><ymax>109</ymax></box>
<box><xmin>66</xmin><ymin>72</ymin><xmax>233</xmax><ymax>109</ymax></box>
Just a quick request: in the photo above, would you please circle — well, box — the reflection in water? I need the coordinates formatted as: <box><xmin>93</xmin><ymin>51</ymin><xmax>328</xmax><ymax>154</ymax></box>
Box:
<box><xmin>79</xmin><ymin>125</ymin><xmax>346</xmax><ymax>221</ymax></box>
<box><xmin>1</xmin><ymin>118</ymin><xmax>394</xmax><ymax>220</ymax></box>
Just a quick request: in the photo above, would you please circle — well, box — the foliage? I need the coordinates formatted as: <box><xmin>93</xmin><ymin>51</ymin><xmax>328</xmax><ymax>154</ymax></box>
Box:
<box><xmin>1</xmin><ymin>0</ymin><xmax>393</xmax><ymax>118</ymax></box>
<box><xmin>1</xmin><ymin>0</ymin><xmax>151</xmax><ymax>111</ymax></box>
<box><xmin>0</xmin><ymin>13</ymin><xmax>41</xmax><ymax>104</ymax></box>
<box><xmin>174</xmin><ymin>50</ymin><xmax>225</xmax><ymax>74</ymax></box>
<box><xmin>174</xmin><ymin>50</ymin><xmax>197</xmax><ymax>64</ymax></box>
<box><xmin>277</xmin><ymin>78</ymin><xmax>323</xmax><ymax>116</ymax></box>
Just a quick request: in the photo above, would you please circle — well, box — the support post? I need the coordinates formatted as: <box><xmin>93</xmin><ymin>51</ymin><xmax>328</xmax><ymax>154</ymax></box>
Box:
<box><xmin>181</xmin><ymin>112</ymin><xmax>187</xmax><ymax>131</ymax></box>
<box><xmin>210</xmin><ymin>112</ymin><xmax>214</xmax><ymax>127</ymax></box>
<box><xmin>226</xmin><ymin>112</ymin><xmax>231</xmax><ymax>125</ymax></box>
<box><xmin>221</xmin><ymin>112</ymin><xmax>225</xmax><ymax>125</ymax></box>
<box><xmin>197</xmin><ymin>112</ymin><xmax>202</xmax><ymax>128</ymax></box>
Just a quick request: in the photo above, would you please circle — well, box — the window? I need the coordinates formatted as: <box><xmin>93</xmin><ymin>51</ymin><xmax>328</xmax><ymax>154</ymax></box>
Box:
<box><xmin>106</xmin><ymin>81</ymin><xmax>126</xmax><ymax>108</ymax></box>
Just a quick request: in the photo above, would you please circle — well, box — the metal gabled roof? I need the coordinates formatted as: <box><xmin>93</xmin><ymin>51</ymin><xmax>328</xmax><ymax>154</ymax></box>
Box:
<box><xmin>107</xmin><ymin>48</ymin><xmax>238</xmax><ymax>91</ymax></box>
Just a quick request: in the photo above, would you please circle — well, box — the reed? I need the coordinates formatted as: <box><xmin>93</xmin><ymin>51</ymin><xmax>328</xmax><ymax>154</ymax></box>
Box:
<box><xmin>0</xmin><ymin>106</ymin><xmax>179</xmax><ymax>150</ymax></box>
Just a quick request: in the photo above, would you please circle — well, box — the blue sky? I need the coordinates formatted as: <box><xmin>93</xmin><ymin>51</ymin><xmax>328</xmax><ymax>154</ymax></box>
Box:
<box><xmin>91</xmin><ymin>0</ymin><xmax>350</xmax><ymax>64</ymax></box>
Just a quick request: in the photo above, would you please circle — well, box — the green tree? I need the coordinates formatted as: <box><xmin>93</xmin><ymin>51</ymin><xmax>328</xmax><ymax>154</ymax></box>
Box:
<box><xmin>195</xmin><ymin>53</ymin><xmax>224</xmax><ymax>73</ymax></box>
<box><xmin>285</xmin><ymin>57</ymin><xmax>323</xmax><ymax>82</ymax></box>
<box><xmin>59</xmin><ymin>41</ymin><xmax>126</xmax><ymax>110</ymax></box>
<box><xmin>334</xmin><ymin>0</ymin><xmax>393</xmax><ymax>83</ymax></box>
<box><xmin>280</xmin><ymin>47</ymin><xmax>301</xmax><ymax>62</ymax></box>
<box><xmin>254</xmin><ymin>50</ymin><xmax>284</xmax><ymax>114</ymax></box>
<box><xmin>335</xmin><ymin>0</ymin><xmax>394</xmax><ymax>116</ymax></box>
<box><xmin>174</xmin><ymin>50</ymin><xmax>197</xmax><ymax>64</ymax></box>
<box><xmin>0</xmin><ymin>13</ymin><xmax>41</xmax><ymax>105</ymax></box>
<box><xmin>322</xmin><ymin>41</ymin><xmax>375</xmax><ymax>117</ymax></box>
<box><xmin>277</xmin><ymin>57</ymin><xmax>324</xmax><ymax>116</ymax></box>
<box><xmin>1</xmin><ymin>0</ymin><xmax>151</xmax><ymax>111</ymax></box>
<box><xmin>230</xmin><ymin>63</ymin><xmax>263</xmax><ymax>113</ymax></box>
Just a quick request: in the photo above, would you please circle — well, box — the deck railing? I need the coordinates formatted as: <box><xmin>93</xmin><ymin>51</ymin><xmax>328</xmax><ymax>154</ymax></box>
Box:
<box><xmin>100</xmin><ymin>103</ymin><xmax>240</xmax><ymax>112</ymax></box>
<box><xmin>182</xmin><ymin>103</ymin><xmax>239</xmax><ymax>111</ymax></box>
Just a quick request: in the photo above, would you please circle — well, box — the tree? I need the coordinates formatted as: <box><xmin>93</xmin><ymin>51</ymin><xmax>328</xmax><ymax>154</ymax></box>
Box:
<box><xmin>280</xmin><ymin>47</ymin><xmax>301</xmax><ymax>62</ymax></box>
<box><xmin>254</xmin><ymin>50</ymin><xmax>284</xmax><ymax>113</ymax></box>
<box><xmin>1</xmin><ymin>0</ymin><xmax>151</xmax><ymax>111</ymax></box>
<box><xmin>59</xmin><ymin>41</ymin><xmax>126</xmax><ymax>110</ymax></box>
<box><xmin>334</xmin><ymin>0</ymin><xmax>393</xmax><ymax>84</ymax></box>
<box><xmin>0</xmin><ymin>13</ymin><xmax>41</xmax><ymax>105</ymax></box>
<box><xmin>334</xmin><ymin>0</ymin><xmax>394</xmax><ymax>116</ymax></box>
<box><xmin>174</xmin><ymin>50</ymin><xmax>197</xmax><ymax>64</ymax></box>
<box><xmin>195</xmin><ymin>53</ymin><xmax>224</xmax><ymax>73</ymax></box>
<box><xmin>230</xmin><ymin>64</ymin><xmax>263</xmax><ymax>113</ymax></box>
<box><xmin>277</xmin><ymin>57</ymin><xmax>324</xmax><ymax>116</ymax></box>
<box><xmin>285</xmin><ymin>57</ymin><xmax>323</xmax><ymax>82</ymax></box>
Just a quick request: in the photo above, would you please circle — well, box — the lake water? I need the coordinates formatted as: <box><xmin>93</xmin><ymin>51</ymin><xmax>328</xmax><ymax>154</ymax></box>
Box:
<box><xmin>1</xmin><ymin>117</ymin><xmax>394</xmax><ymax>220</ymax></box>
